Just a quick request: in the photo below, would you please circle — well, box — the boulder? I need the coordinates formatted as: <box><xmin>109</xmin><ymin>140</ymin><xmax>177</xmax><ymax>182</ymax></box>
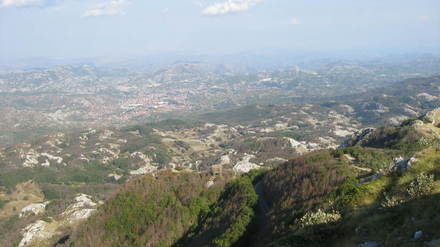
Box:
<box><xmin>413</xmin><ymin>230</ymin><xmax>423</xmax><ymax>240</ymax></box>
<box><xmin>389</xmin><ymin>156</ymin><xmax>416</xmax><ymax>173</ymax></box>
<box><xmin>357</xmin><ymin>241</ymin><xmax>380</xmax><ymax>247</ymax></box>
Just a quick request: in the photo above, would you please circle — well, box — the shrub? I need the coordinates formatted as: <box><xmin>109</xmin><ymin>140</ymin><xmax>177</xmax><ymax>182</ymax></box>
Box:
<box><xmin>406</xmin><ymin>173</ymin><xmax>435</xmax><ymax>199</ymax></box>
<box><xmin>261</xmin><ymin>150</ymin><xmax>351</xmax><ymax>233</ymax></box>
<box><xmin>297</xmin><ymin>209</ymin><xmax>341</xmax><ymax>228</ymax></box>
<box><xmin>0</xmin><ymin>200</ymin><xmax>9</xmax><ymax>209</ymax></box>
<box><xmin>41</xmin><ymin>216</ymin><xmax>53</xmax><ymax>223</ymax></box>
<box><xmin>332</xmin><ymin>177</ymin><xmax>363</xmax><ymax>212</ymax></box>
<box><xmin>380</xmin><ymin>192</ymin><xmax>402</xmax><ymax>208</ymax></box>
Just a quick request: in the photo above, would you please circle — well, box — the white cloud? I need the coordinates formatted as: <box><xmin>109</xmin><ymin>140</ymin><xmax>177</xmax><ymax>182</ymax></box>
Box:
<box><xmin>193</xmin><ymin>1</ymin><xmax>205</xmax><ymax>8</ymax></box>
<box><xmin>0</xmin><ymin>0</ymin><xmax>45</xmax><ymax>8</ymax></box>
<box><xmin>420</xmin><ymin>16</ymin><xmax>430</xmax><ymax>22</ymax></box>
<box><xmin>202</xmin><ymin>0</ymin><xmax>262</xmax><ymax>16</ymax></box>
<box><xmin>83</xmin><ymin>0</ymin><xmax>128</xmax><ymax>17</ymax></box>
<box><xmin>288</xmin><ymin>18</ymin><xmax>300</xmax><ymax>25</ymax></box>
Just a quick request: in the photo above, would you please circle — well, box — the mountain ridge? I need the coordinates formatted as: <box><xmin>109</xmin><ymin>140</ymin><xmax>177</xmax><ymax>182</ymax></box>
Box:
<box><xmin>45</xmin><ymin>108</ymin><xmax>440</xmax><ymax>247</ymax></box>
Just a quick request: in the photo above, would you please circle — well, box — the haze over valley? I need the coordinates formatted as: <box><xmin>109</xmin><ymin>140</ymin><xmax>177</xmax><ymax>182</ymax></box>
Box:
<box><xmin>1</xmin><ymin>0</ymin><xmax>440</xmax><ymax>247</ymax></box>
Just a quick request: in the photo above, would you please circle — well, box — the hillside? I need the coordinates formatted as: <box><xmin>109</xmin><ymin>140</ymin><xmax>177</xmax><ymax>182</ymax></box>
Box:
<box><xmin>0</xmin><ymin>103</ymin><xmax>439</xmax><ymax>246</ymax></box>
<box><xmin>47</xmin><ymin>108</ymin><xmax>440</xmax><ymax>247</ymax></box>
<box><xmin>0</xmin><ymin>107</ymin><xmax>346</xmax><ymax>246</ymax></box>
<box><xmin>71</xmin><ymin>171</ymin><xmax>233</xmax><ymax>247</ymax></box>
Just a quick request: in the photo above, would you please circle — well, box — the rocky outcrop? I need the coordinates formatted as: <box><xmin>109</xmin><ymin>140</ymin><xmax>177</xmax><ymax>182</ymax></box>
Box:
<box><xmin>108</xmin><ymin>173</ymin><xmax>122</xmax><ymax>181</ymax></box>
<box><xmin>285</xmin><ymin>137</ymin><xmax>308</xmax><ymax>154</ymax></box>
<box><xmin>61</xmin><ymin>194</ymin><xmax>98</xmax><ymax>224</ymax></box>
<box><xmin>129</xmin><ymin>165</ymin><xmax>158</xmax><ymax>175</ymax></box>
<box><xmin>19</xmin><ymin>202</ymin><xmax>50</xmax><ymax>218</ymax></box>
<box><xmin>340</xmin><ymin>128</ymin><xmax>376</xmax><ymax>148</ymax></box>
<box><xmin>233</xmin><ymin>154</ymin><xmax>260</xmax><ymax>173</ymax></box>
<box><xmin>390</xmin><ymin>156</ymin><xmax>417</xmax><ymax>173</ymax></box>
<box><xmin>18</xmin><ymin>194</ymin><xmax>99</xmax><ymax>247</ymax></box>
<box><xmin>21</xmin><ymin>150</ymin><xmax>64</xmax><ymax>168</ymax></box>
<box><xmin>19</xmin><ymin>220</ymin><xmax>55</xmax><ymax>247</ymax></box>
<box><xmin>129</xmin><ymin>152</ymin><xmax>158</xmax><ymax>175</ymax></box>
<box><xmin>219</xmin><ymin>155</ymin><xmax>231</xmax><ymax>165</ymax></box>
<box><xmin>362</xmin><ymin>102</ymin><xmax>389</xmax><ymax>113</ymax></box>
<box><xmin>413</xmin><ymin>230</ymin><xmax>423</xmax><ymax>240</ymax></box>
<box><xmin>423</xmin><ymin>108</ymin><xmax>440</xmax><ymax>126</ymax></box>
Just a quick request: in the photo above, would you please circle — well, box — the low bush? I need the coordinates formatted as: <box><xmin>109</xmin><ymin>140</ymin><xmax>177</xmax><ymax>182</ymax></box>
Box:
<box><xmin>380</xmin><ymin>192</ymin><xmax>403</xmax><ymax>209</ymax></box>
<box><xmin>297</xmin><ymin>209</ymin><xmax>341</xmax><ymax>228</ymax></box>
<box><xmin>406</xmin><ymin>173</ymin><xmax>435</xmax><ymax>199</ymax></box>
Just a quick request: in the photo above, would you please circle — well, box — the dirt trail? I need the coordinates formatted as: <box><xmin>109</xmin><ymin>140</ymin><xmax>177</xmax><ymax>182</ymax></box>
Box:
<box><xmin>254</xmin><ymin>181</ymin><xmax>270</xmax><ymax>226</ymax></box>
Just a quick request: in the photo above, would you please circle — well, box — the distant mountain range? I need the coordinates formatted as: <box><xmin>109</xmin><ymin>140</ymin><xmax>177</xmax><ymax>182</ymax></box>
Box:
<box><xmin>0</xmin><ymin>56</ymin><xmax>439</xmax><ymax>146</ymax></box>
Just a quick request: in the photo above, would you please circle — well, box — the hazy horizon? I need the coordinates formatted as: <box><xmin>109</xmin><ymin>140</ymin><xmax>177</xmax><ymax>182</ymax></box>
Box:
<box><xmin>1</xmin><ymin>0</ymin><xmax>440</xmax><ymax>65</ymax></box>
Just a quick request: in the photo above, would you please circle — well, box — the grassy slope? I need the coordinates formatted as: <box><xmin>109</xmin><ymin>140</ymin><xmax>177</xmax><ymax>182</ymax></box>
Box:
<box><xmin>261</xmin><ymin>147</ymin><xmax>440</xmax><ymax>247</ymax></box>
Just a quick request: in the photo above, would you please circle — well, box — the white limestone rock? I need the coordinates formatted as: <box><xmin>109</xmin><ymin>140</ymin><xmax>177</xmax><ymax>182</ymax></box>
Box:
<box><xmin>22</xmin><ymin>149</ymin><xmax>39</xmax><ymax>168</ymax></box>
<box><xmin>18</xmin><ymin>194</ymin><xmax>99</xmax><ymax>247</ymax></box>
<box><xmin>390</xmin><ymin>156</ymin><xmax>417</xmax><ymax>173</ymax></box>
<box><xmin>64</xmin><ymin>208</ymin><xmax>96</xmax><ymax>224</ymax></box>
<box><xmin>333</xmin><ymin>129</ymin><xmax>353</xmax><ymax>137</ymax></box>
<box><xmin>130</xmin><ymin>165</ymin><xmax>158</xmax><ymax>175</ymax></box>
<box><xmin>423</xmin><ymin>108</ymin><xmax>440</xmax><ymax>126</ymax></box>
<box><xmin>285</xmin><ymin>137</ymin><xmax>302</xmax><ymax>148</ymax></box>
<box><xmin>219</xmin><ymin>155</ymin><xmax>231</xmax><ymax>165</ymax></box>
<box><xmin>19</xmin><ymin>220</ymin><xmax>54</xmax><ymax>247</ymax></box>
<box><xmin>41</xmin><ymin>153</ymin><xmax>63</xmax><ymax>164</ymax></box>
<box><xmin>205</xmin><ymin>180</ymin><xmax>215</xmax><ymax>188</ymax></box>
<box><xmin>22</xmin><ymin>150</ymin><xmax>63</xmax><ymax>168</ymax></box>
<box><xmin>131</xmin><ymin>151</ymin><xmax>152</xmax><ymax>164</ymax></box>
<box><xmin>233</xmin><ymin>154</ymin><xmax>260</xmax><ymax>173</ymax></box>
<box><xmin>19</xmin><ymin>202</ymin><xmax>50</xmax><ymax>218</ymax></box>
<box><xmin>61</xmin><ymin>194</ymin><xmax>98</xmax><ymax>224</ymax></box>
<box><xmin>108</xmin><ymin>173</ymin><xmax>122</xmax><ymax>181</ymax></box>
<box><xmin>98</xmin><ymin>129</ymin><xmax>114</xmax><ymax>141</ymax></box>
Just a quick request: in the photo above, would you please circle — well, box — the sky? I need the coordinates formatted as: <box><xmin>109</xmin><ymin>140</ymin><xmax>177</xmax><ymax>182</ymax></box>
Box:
<box><xmin>1</xmin><ymin>0</ymin><xmax>440</xmax><ymax>62</ymax></box>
